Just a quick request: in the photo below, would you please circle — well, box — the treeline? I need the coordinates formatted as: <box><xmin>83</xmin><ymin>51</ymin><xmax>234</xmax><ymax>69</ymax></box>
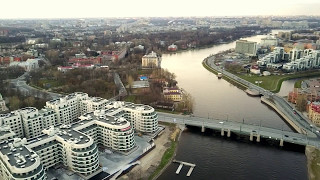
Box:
<box><xmin>116</xmin><ymin>26</ymin><xmax>269</xmax><ymax>52</ymax></box>
<box><xmin>6</xmin><ymin>90</ymin><xmax>48</xmax><ymax>110</ymax></box>
<box><xmin>29</xmin><ymin>68</ymin><xmax>116</xmax><ymax>99</ymax></box>
<box><xmin>0</xmin><ymin>36</ymin><xmax>26</xmax><ymax>44</ymax></box>
<box><xmin>0</xmin><ymin>66</ymin><xmax>25</xmax><ymax>80</ymax></box>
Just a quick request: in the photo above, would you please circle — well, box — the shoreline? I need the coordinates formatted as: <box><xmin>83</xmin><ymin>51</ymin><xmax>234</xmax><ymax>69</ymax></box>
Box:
<box><xmin>203</xmin><ymin>53</ymin><xmax>320</xmax><ymax>180</ymax></box>
<box><xmin>118</xmin><ymin>123</ymin><xmax>182</xmax><ymax>180</ymax></box>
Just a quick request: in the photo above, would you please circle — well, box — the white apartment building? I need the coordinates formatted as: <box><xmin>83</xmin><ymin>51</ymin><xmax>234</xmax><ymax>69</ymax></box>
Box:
<box><xmin>0</xmin><ymin>107</ymin><xmax>58</xmax><ymax>139</ymax></box>
<box><xmin>0</xmin><ymin>122</ymin><xmax>15</xmax><ymax>141</ymax></box>
<box><xmin>1</xmin><ymin>92</ymin><xmax>158</xmax><ymax>140</ymax></box>
<box><xmin>0</xmin><ymin>112</ymin><xmax>24</xmax><ymax>138</ymax></box>
<box><xmin>46</xmin><ymin>92</ymin><xmax>89</xmax><ymax>125</ymax></box>
<box><xmin>18</xmin><ymin>107</ymin><xmax>44</xmax><ymax>139</ymax></box>
<box><xmin>235</xmin><ymin>40</ymin><xmax>257</xmax><ymax>56</ymax></box>
<box><xmin>81</xmin><ymin>97</ymin><xmax>109</xmax><ymax>113</ymax></box>
<box><xmin>289</xmin><ymin>48</ymin><xmax>303</xmax><ymax>61</ymax></box>
<box><xmin>141</xmin><ymin>51</ymin><xmax>161</xmax><ymax>69</ymax></box>
<box><xmin>0</xmin><ymin>138</ymin><xmax>46</xmax><ymax>180</ymax></box>
<box><xmin>283</xmin><ymin>50</ymin><xmax>320</xmax><ymax>71</ymax></box>
<box><xmin>105</xmin><ymin>101</ymin><xmax>158</xmax><ymax>133</ymax></box>
<box><xmin>77</xmin><ymin>110</ymin><xmax>135</xmax><ymax>152</ymax></box>
<box><xmin>257</xmin><ymin>47</ymin><xmax>286</xmax><ymax>67</ymax></box>
<box><xmin>0</xmin><ymin>108</ymin><xmax>136</xmax><ymax>180</ymax></box>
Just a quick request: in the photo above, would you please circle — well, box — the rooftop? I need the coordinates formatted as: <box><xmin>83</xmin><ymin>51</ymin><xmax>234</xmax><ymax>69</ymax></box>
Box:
<box><xmin>0</xmin><ymin>138</ymin><xmax>39</xmax><ymax>169</ymax></box>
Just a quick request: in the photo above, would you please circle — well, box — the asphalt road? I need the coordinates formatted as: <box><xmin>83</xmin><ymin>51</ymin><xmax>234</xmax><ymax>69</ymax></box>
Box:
<box><xmin>205</xmin><ymin>57</ymin><xmax>319</xmax><ymax>137</ymax></box>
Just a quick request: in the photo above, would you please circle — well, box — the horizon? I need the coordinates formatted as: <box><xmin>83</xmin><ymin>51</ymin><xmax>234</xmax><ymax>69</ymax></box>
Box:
<box><xmin>1</xmin><ymin>0</ymin><xmax>320</xmax><ymax>19</ymax></box>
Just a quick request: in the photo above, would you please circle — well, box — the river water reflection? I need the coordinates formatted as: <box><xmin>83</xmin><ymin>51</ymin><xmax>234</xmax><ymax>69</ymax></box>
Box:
<box><xmin>158</xmin><ymin>31</ymin><xmax>308</xmax><ymax>180</ymax></box>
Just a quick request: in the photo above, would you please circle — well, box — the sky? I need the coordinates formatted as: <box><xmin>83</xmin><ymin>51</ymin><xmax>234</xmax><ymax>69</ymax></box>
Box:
<box><xmin>1</xmin><ymin>0</ymin><xmax>320</xmax><ymax>19</ymax></box>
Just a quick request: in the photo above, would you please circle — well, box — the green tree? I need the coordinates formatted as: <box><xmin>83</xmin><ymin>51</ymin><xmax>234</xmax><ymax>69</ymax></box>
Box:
<box><xmin>296</xmin><ymin>94</ymin><xmax>307</xmax><ymax>112</ymax></box>
<box><xmin>9</xmin><ymin>96</ymin><xmax>21</xmax><ymax>110</ymax></box>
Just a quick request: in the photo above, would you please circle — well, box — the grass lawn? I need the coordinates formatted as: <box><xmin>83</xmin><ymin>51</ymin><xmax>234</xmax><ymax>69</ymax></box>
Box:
<box><xmin>38</xmin><ymin>79</ymin><xmax>62</xmax><ymax>89</ymax></box>
<box><xmin>148</xmin><ymin>140</ymin><xmax>177</xmax><ymax>180</ymax></box>
<box><xmin>239</xmin><ymin>74</ymin><xmax>281</xmax><ymax>91</ymax></box>
<box><xmin>238</xmin><ymin>70</ymin><xmax>320</xmax><ymax>92</ymax></box>
<box><xmin>124</xmin><ymin>95</ymin><xmax>136</xmax><ymax>102</ymax></box>
<box><xmin>294</xmin><ymin>79</ymin><xmax>303</xmax><ymax>88</ymax></box>
<box><xmin>310</xmin><ymin>148</ymin><xmax>320</xmax><ymax>180</ymax></box>
<box><xmin>203</xmin><ymin>59</ymin><xmax>320</xmax><ymax>93</ymax></box>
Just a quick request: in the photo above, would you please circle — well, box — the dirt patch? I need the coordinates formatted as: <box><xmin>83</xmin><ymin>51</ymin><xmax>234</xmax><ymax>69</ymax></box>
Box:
<box><xmin>118</xmin><ymin>125</ymin><xmax>175</xmax><ymax>180</ymax></box>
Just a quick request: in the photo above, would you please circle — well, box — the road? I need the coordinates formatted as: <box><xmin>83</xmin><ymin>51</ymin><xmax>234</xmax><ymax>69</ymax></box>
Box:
<box><xmin>205</xmin><ymin>57</ymin><xmax>319</xmax><ymax>137</ymax></box>
<box><xmin>9</xmin><ymin>72</ymin><xmax>62</xmax><ymax>99</ymax></box>
<box><xmin>157</xmin><ymin>112</ymin><xmax>320</xmax><ymax>148</ymax></box>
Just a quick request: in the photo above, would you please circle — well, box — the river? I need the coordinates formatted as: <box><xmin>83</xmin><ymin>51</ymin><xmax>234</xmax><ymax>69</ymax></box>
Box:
<box><xmin>158</xmin><ymin>30</ymin><xmax>308</xmax><ymax>180</ymax></box>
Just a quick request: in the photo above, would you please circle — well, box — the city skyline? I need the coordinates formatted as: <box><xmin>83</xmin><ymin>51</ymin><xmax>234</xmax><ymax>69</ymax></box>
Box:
<box><xmin>1</xmin><ymin>0</ymin><xmax>320</xmax><ymax>19</ymax></box>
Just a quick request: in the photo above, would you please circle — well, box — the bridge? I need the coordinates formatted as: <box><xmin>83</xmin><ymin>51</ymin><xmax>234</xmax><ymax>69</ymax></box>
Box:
<box><xmin>157</xmin><ymin>112</ymin><xmax>320</xmax><ymax>148</ymax></box>
<box><xmin>204</xmin><ymin>57</ymin><xmax>319</xmax><ymax>137</ymax></box>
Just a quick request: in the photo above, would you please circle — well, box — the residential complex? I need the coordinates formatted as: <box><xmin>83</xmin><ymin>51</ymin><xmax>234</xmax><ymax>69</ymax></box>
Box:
<box><xmin>235</xmin><ymin>40</ymin><xmax>257</xmax><ymax>56</ymax></box>
<box><xmin>283</xmin><ymin>49</ymin><xmax>320</xmax><ymax>71</ymax></box>
<box><xmin>141</xmin><ymin>51</ymin><xmax>161</xmax><ymax>69</ymax></box>
<box><xmin>0</xmin><ymin>92</ymin><xmax>157</xmax><ymax>180</ymax></box>
<box><xmin>257</xmin><ymin>47</ymin><xmax>320</xmax><ymax>71</ymax></box>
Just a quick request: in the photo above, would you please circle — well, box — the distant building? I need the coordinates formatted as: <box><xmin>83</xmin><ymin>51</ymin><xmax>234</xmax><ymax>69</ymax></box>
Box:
<box><xmin>163</xmin><ymin>87</ymin><xmax>183</xmax><ymax>102</ymax></box>
<box><xmin>131</xmin><ymin>81</ymin><xmax>150</xmax><ymax>94</ymax></box>
<box><xmin>141</xmin><ymin>51</ymin><xmax>161</xmax><ymax>68</ymax></box>
<box><xmin>261</xmin><ymin>35</ymin><xmax>278</xmax><ymax>47</ymax></box>
<box><xmin>68</xmin><ymin>57</ymin><xmax>102</xmax><ymax>65</ymax></box>
<box><xmin>235</xmin><ymin>40</ymin><xmax>257</xmax><ymax>56</ymax></box>
<box><xmin>101</xmin><ymin>49</ymin><xmax>127</xmax><ymax>63</ymax></box>
<box><xmin>9</xmin><ymin>58</ymin><xmax>39</xmax><ymax>72</ymax></box>
<box><xmin>0</xmin><ymin>93</ymin><xmax>8</xmax><ymax>112</ymax></box>
<box><xmin>0</xmin><ymin>56</ymin><xmax>21</xmax><ymax>65</ymax></box>
<box><xmin>308</xmin><ymin>102</ymin><xmax>320</xmax><ymax>126</ymax></box>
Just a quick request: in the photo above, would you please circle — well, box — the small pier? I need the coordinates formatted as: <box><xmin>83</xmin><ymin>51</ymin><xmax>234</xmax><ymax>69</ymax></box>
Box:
<box><xmin>173</xmin><ymin>159</ymin><xmax>196</xmax><ymax>177</ymax></box>
<box><xmin>244</xmin><ymin>88</ymin><xmax>260</xmax><ymax>96</ymax></box>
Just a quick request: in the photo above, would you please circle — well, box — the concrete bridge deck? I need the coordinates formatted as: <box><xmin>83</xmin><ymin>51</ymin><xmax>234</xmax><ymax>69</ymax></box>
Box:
<box><xmin>158</xmin><ymin>112</ymin><xmax>320</xmax><ymax>148</ymax></box>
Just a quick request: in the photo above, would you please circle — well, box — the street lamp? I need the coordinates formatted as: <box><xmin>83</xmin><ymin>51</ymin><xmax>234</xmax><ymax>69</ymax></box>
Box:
<box><xmin>255</xmin><ymin>81</ymin><xmax>262</xmax><ymax>87</ymax></box>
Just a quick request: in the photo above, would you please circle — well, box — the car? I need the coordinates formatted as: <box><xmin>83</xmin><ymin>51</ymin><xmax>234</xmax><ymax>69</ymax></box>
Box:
<box><xmin>284</xmin><ymin>135</ymin><xmax>289</xmax><ymax>137</ymax></box>
<box><xmin>316</xmin><ymin>130</ymin><xmax>320</xmax><ymax>133</ymax></box>
<box><xmin>293</xmin><ymin>111</ymin><xmax>297</xmax><ymax>114</ymax></box>
<box><xmin>219</xmin><ymin>121</ymin><xmax>224</xmax><ymax>124</ymax></box>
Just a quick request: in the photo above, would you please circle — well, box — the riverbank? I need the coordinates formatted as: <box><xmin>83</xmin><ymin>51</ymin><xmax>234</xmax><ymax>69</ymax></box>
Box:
<box><xmin>306</xmin><ymin>146</ymin><xmax>320</xmax><ymax>180</ymax></box>
<box><xmin>118</xmin><ymin>123</ymin><xmax>181</xmax><ymax>180</ymax></box>
<box><xmin>202</xmin><ymin>60</ymin><xmax>248</xmax><ymax>90</ymax></box>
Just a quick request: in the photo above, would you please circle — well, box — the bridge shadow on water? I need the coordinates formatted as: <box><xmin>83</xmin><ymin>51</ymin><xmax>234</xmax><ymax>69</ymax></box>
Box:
<box><xmin>185</xmin><ymin>125</ymin><xmax>306</xmax><ymax>153</ymax></box>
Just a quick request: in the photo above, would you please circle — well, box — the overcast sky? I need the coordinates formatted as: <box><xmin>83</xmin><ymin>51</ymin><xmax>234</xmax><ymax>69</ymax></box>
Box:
<box><xmin>1</xmin><ymin>0</ymin><xmax>320</xmax><ymax>19</ymax></box>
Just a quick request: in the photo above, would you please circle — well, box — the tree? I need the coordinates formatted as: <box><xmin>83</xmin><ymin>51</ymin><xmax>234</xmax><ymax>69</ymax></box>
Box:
<box><xmin>127</xmin><ymin>75</ymin><xmax>134</xmax><ymax>89</ymax></box>
<box><xmin>296</xmin><ymin>94</ymin><xmax>307</xmax><ymax>112</ymax></box>
<box><xmin>24</xmin><ymin>97</ymin><xmax>35</xmax><ymax>107</ymax></box>
<box><xmin>9</xmin><ymin>96</ymin><xmax>21</xmax><ymax>110</ymax></box>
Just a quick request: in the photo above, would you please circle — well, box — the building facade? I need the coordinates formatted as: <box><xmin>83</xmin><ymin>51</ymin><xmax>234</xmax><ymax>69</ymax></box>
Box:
<box><xmin>163</xmin><ymin>87</ymin><xmax>183</xmax><ymax>102</ymax></box>
<box><xmin>0</xmin><ymin>108</ymin><xmax>137</xmax><ymax>180</ymax></box>
<box><xmin>308</xmin><ymin>102</ymin><xmax>320</xmax><ymax>125</ymax></box>
<box><xmin>141</xmin><ymin>51</ymin><xmax>161</xmax><ymax>68</ymax></box>
<box><xmin>235</xmin><ymin>40</ymin><xmax>257</xmax><ymax>56</ymax></box>
<box><xmin>0</xmin><ymin>94</ymin><xmax>8</xmax><ymax>112</ymax></box>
